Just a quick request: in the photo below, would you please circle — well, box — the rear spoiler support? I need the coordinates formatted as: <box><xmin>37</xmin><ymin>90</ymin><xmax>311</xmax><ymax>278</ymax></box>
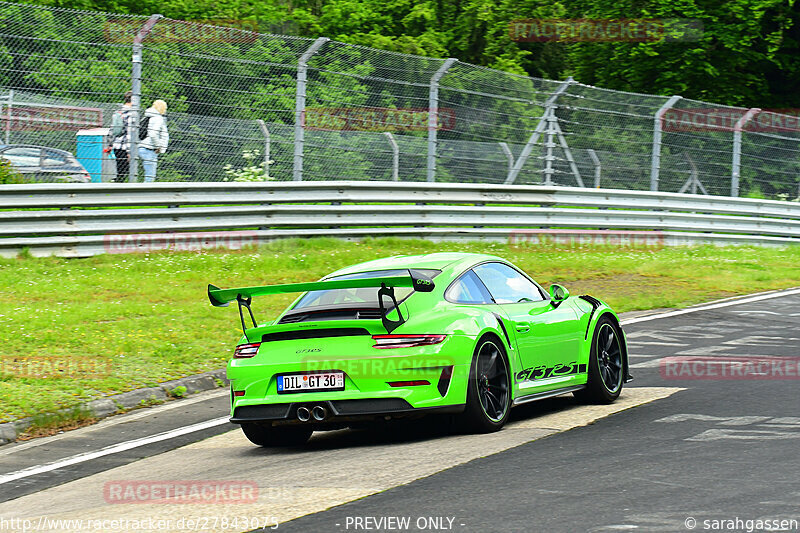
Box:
<box><xmin>378</xmin><ymin>283</ymin><xmax>403</xmax><ymax>333</ymax></box>
<box><xmin>237</xmin><ymin>295</ymin><xmax>257</xmax><ymax>342</ymax></box>
<box><xmin>208</xmin><ymin>269</ymin><xmax>435</xmax><ymax>336</ymax></box>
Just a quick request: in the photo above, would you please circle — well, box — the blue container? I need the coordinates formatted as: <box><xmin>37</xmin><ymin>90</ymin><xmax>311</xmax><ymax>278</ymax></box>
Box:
<box><xmin>76</xmin><ymin>128</ymin><xmax>112</xmax><ymax>183</ymax></box>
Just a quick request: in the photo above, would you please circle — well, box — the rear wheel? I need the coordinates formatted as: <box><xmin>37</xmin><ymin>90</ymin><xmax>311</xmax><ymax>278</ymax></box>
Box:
<box><xmin>457</xmin><ymin>338</ymin><xmax>511</xmax><ymax>433</ymax></box>
<box><xmin>240</xmin><ymin>423</ymin><xmax>313</xmax><ymax>447</ymax></box>
<box><xmin>574</xmin><ymin>316</ymin><xmax>624</xmax><ymax>404</ymax></box>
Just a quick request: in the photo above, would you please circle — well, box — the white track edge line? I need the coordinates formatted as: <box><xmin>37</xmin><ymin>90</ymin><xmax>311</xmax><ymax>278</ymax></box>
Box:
<box><xmin>0</xmin><ymin>389</ymin><xmax>231</xmax><ymax>458</ymax></box>
<box><xmin>0</xmin><ymin>417</ymin><xmax>229</xmax><ymax>486</ymax></box>
<box><xmin>621</xmin><ymin>288</ymin><xmax>800</xmax><ymax>325</ymax></box>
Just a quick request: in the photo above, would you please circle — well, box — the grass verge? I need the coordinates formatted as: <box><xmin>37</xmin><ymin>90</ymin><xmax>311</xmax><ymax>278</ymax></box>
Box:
<box><xmin>0</xmin><ymin>237</ymin><xmax>798</xmax><ymax>423</ymax></box>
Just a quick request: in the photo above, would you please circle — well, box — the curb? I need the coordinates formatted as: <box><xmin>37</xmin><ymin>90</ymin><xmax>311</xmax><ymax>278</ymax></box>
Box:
<box><xmin>0</xmin><ymin>368</ymin><xmax>228</xmax><ymax>445</ymax></box>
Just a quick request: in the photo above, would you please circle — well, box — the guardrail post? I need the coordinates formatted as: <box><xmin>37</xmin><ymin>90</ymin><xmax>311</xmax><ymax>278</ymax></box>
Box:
<box><xmin>293</xmin><ymin>37</ymin><xmax>329</xmax><ymax>182</ymax></box>
<box><xmin>383</xmin><ymin>132</ymin><xmax>399</xmax><ymax>181</ymax></box>
<box><xmin>587</xmin><ymin>149</ymin><xmax>601</xmax><ymax>188</ymax></box>
<box><xmin>505</xmin><ymin>77</ymin><xmax>574</xmax><ymax>185</ymax></box>
<box><xmin>427</xmin><ymin>58</ymin><xmax>457</xmax><ymax>182</ymax></box>
<box><xmin>257</xmin><ymin>119</ymin><xmax>271</xmax><ymax>180</ymax></box>
<box><xmin>129</xmin><ymin>14</ymin><xmax>162</xmax><ymax>183</ymax></box>
<box><xmin>649</xmin><ymin>95</ymin><xmax>681</xmax><ymax>192</ymax></box>
<box><xmin>731</xmin><ymin>108</ymin><xmax>760</xmax><ymax>197</ymax></box>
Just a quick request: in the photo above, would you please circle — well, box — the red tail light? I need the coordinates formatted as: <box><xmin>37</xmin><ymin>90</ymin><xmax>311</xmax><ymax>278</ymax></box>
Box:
<box><xmin>372</xmin><ymin>334</ymin><xmax>446</xmax><ymax>349</ymax></box>
<box><xmin>233</xmin><ymin>342</ymin><xmax>260</xmax><ymax>358</ymax></box>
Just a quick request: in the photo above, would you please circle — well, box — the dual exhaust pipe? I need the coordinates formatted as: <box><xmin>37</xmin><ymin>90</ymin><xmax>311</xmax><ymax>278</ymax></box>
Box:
<box><xmin>297</xmin><ymin>405</ymin><xmax>327</xmax><ymax>422</ymax></box>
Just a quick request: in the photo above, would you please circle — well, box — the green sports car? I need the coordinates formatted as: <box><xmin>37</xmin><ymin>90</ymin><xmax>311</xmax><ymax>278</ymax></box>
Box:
<box><xmin>209</xmin><ymin>252</ymin><xmax>631</xmax><ymax>446</ymax></box>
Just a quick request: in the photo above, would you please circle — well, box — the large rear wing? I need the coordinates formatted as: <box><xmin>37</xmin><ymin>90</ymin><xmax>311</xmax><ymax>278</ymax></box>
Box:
<box><xmin>208</xmin><ymin>269</ymin><xmax>435</xmax><ymax>335</ymax></box>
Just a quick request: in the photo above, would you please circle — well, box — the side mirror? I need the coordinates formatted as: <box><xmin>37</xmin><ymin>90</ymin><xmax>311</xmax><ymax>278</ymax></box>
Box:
<box><xmin>549</xmin><ymin>284</ymin><xmax>570</xmax><ymax>304</ymax></box>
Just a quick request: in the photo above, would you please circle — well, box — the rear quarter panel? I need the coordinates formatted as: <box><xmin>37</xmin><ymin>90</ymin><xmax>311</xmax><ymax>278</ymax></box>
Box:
<box><xmin>570</xmin><ymin>295</ymin><xmax>627</xmax><ymax>372</ymax></box>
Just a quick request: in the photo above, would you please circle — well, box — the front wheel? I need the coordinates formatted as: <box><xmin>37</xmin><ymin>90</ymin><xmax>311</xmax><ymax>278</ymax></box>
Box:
<box><xmin>240</xmin><ymin>423</ymin><xmax>313</xmax><ymax>447</ymax></box>
<box><xmin>456</xmin><ymin>338</ymin><xmax>512</xmax><ymax>433</ymax></box>
<box><xmin>574</xmin><ymin>316</ymin><xmax>624</xmax><ymax>404</ymax></box>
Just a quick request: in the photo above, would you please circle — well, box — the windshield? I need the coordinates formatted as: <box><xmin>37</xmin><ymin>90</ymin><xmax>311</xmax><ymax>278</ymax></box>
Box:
<box><xmin>291</xmin><ymin>269</ymin><xmax>441</xmax><ymax>311</ymax></box>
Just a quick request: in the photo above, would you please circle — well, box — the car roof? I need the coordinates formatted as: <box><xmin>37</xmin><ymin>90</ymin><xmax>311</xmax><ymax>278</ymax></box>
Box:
<box><xmin>0</xmin><ymin>144</ymin><xmax>72</xmax><ymax>155</ymax></box>
<box><xmin>324</xmin><ymin>252</ymin><xmax>505</xmax><ymax>279</ymax></box>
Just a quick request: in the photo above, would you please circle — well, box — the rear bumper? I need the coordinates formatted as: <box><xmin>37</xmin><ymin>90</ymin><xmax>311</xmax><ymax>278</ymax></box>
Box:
<box><xmin>227</xmin><ymin>334</ymin><xmax>476</xmax><ymax>416</ymax></box>
<box><xmin>231</xmin><ymin>398</ymin><xmax>465</xmax><ymax>425</ymax></box>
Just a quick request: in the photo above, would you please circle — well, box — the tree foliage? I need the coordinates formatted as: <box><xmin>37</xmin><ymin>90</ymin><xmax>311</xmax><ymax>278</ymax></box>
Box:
<box><xmin>30</xmin><ymin>0</ymin><xmax>800</xmax><ymax>107</ymax></box>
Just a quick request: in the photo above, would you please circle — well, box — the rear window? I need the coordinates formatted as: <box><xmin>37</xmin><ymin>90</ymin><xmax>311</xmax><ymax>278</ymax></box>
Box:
<box><xmin>291</xmin><ymin>269</ymin><xmax>440</xmax><ymax>311</ymax></box>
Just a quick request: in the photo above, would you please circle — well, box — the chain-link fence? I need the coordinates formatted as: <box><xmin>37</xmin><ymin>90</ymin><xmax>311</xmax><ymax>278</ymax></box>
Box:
<box><xmin>1</xmin><ymin>1</ymin><xmax>799</xmax><ymax>200</ymax></box>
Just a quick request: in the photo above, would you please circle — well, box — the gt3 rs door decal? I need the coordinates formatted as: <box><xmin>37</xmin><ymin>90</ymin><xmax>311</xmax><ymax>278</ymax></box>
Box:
<box><xmin>516</xmin><ymin>361</ymin><xmax>587</xmax><ymax>389</ymax></box>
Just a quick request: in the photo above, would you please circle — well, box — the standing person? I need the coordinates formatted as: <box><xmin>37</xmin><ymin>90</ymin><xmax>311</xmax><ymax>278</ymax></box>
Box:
<box><xmin>110</xmin><ymin>91</ymin><xmax>133</xmax><ymax>182</ymax></box>
<box><xmin>138</xmin><ymin>99</ymin><xmax>169</xmax><ymax>183</ymax></box>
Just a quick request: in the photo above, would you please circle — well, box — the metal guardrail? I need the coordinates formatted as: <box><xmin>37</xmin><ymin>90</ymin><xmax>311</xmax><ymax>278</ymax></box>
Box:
<box><xmin>1</xmin><ymin>182</ymin><xmax>799</xmax><ymax>257</ymax></box>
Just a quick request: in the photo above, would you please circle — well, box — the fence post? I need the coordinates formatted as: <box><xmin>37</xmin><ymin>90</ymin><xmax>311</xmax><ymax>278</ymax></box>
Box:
<box><xmin>504</xmin><ymin>77</ymin><xmax>573</xmax><ymax>185</ymax></box>
<box><xmin>543</xmin><ymin>110</ymin><xmax>558</xmax><ymax>185</ymax></box>
<box><xmin>498</xmin><ymin>142</ymin><xmax>513</xmax><ymax>178</ymax></box>
<box><xmin>129</xmin><ymin>14</ymin><xmax>162</xmax><ymax>183</ymax></box>
<box><xmin>257</xmin><ymin>119</ymin><xmax>271</xmax><ymax>180</ymax></box>
<box><xmin>649</xmin><ymin>95</ymin><xmax>681</xmax><ymax>192</ymax></box>
<box><xmin>427</xmin><ymin>58</ymin><xmax>457</xmax><ymax>182</ymax></box>
<box><xmin>383</xmin><ymin>132</ymin><xmax>399</xmax><ymax>181</ymax></box>
<box><xmin>731</xmin><ymin>108</ymin><xmax>760</xmax><ymax>197</ymax></box>
<box><xmin>2</xmin><ymin>90</ymin><xmax>12</xmax><ymax>145</ymax></box>
<box><xmin>293</xmin><ymin>37</ymin><xmax>329</xmax><ymax>182</ymax></box>
<box><xmin>550</xmin><ymin>118</ymin><xmax>584</xmax><ymax>187</ymax></box>
<box><xmin>587</xmin><ymin>149</ymin><xmax>601</xmax><ymax>188</ymax></box>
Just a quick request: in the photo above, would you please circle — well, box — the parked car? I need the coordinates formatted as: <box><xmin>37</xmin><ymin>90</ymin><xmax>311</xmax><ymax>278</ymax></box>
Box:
<box><xmin>0</xmin><ymin>144</ymin><xmax>91</xmax><ymax>183</ymax></box>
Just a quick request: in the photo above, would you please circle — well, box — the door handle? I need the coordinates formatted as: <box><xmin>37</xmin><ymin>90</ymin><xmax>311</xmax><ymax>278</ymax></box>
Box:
<box><xmin>516</xmin><ymin>325</ymin><xmax>530</xmax><ymax>333</ymax></box>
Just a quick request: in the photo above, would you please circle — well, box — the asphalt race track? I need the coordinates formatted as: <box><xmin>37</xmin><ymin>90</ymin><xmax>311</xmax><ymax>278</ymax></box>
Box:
<box><xmin>0</xmin><ymin>288</ymin><xmax>797</xmax><ymax>533</ymax></box>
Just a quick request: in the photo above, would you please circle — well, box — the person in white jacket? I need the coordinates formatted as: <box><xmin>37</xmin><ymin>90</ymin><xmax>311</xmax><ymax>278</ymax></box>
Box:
<box><xmin>138</xmin><ymin>99</ymin><xmax>169</xmax><ymax>182</ymax></box>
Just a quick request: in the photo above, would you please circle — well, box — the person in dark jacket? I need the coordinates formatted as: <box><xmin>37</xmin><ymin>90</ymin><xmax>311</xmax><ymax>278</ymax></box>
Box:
<box><xmin>110</xmin><ymin>91</ymin><xmax>133</xmax><ymax>182</ymax></box>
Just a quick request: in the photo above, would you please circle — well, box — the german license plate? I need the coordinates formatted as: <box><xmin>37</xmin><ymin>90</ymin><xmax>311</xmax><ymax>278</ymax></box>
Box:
<box><xmin>277</xmin><ymin>372</ymin><xmax>345</xmax><ymax>393</ymax></box>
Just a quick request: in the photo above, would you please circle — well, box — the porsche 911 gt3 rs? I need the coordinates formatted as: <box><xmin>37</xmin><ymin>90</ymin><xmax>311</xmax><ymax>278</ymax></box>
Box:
<box><xmin>208</xmin><ymin>252</ymin><xmax>631</xmax><ymax>446</ymax></box>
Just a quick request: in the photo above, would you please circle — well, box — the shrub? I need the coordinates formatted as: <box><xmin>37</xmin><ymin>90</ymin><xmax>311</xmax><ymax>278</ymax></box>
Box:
<box><xmin>0</xmin><ymin>158</ymin><xmax>24</xmax><ymax>184</ymax></box>
<box><xmin>222</xmin><ymin>149</ymin><xmax>274</xmax><ymax>182</ymax></box>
